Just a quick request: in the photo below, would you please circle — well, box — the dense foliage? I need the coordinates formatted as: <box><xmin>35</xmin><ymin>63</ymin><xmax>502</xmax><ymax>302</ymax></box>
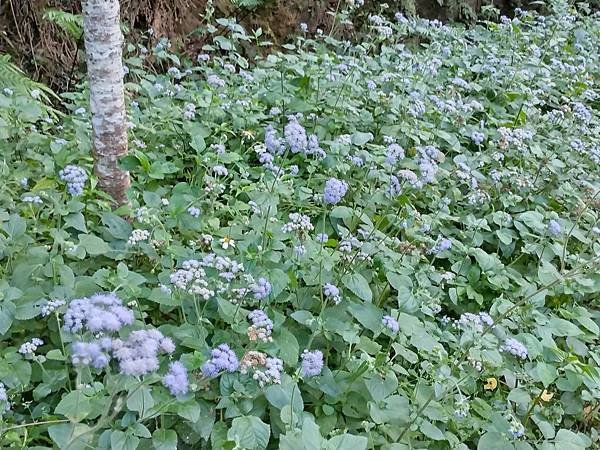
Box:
<box><xmin>1</xmin><ymin>2</ymin><xmax>599</xmax><ymax>449</ymax></box>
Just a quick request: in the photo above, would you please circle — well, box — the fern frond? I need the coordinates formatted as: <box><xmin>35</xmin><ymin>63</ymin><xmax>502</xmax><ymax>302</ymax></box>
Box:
<box><xmin>43</xmin><ymin>8</ymin><xmax>84</xmax><ymax>39</ymax></box>
<box><xmin>231</xmin><ymin>0</ymin><xmax>267</xmax><ymax>8</ymax></box>
<box><xmin>0</xmin><ymin>54</ymin><xmax>61</xmax><ymax>114</ymax></box>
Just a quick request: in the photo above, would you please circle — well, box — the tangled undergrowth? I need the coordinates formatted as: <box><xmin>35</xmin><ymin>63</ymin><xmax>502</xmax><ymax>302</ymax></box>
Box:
<box><xmin>0</xmin><ymin>1</ymin><xmax>599</xmax><ymax>449</ymax></box>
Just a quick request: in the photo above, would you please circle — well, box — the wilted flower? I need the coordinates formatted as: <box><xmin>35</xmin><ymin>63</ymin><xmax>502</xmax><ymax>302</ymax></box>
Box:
<box><xmin>247</xmin><ymin>310</ymin><xmax>273</xmax><ymax>342</ymax></box>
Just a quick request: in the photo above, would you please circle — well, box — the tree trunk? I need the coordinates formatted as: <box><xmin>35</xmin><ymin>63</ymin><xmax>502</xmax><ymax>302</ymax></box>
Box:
<box><xmin>82</xmin><ymin>0</ymin><xmax>130</xmax><ymax>205</ymax></box>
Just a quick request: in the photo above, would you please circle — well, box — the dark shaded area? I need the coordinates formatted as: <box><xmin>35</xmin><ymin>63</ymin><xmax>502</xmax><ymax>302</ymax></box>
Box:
<box><xmin>1</xmin><ymin>0</ymin><xmax>534</xmax><ymax>90</ymax></box>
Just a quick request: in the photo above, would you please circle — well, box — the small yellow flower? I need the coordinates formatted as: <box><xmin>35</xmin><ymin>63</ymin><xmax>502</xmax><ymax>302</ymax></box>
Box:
<box><xmin>484</xmin><ymin>377</ymin><xmax>498</xmax><ymax>390</ymax></box>
<box><xmin>242</xmin><ymin>130</ymin><xmax>255</xmax><ymax>140</ymax></box>
<box><xmin>540</xmin><ymin>390</ymin><xmax>554</xmax><ymax>402</ymax></box>
<box><xmin>220</xmin><ymin>236</ymin><xmax>236</xmax><ymax>250</ymax></box>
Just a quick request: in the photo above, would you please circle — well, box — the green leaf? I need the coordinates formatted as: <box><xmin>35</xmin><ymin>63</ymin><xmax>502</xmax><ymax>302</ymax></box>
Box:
<box><xmin>535</xmin><ymin>362</ymin><xmax>557</xmax><ymax>388</ymax></box>
<box><xmin>190</xmin><ymin>134</ymin><xmax>206</xmax><ymax>153</ymax></box>
<box><xmin>554</xmin><ymin>429</ymin><xmax>589</xmax><ymax>450</ymax></box>
<box><xmin>48</xmin><ymin>423</ymin><xmax>93</xmax><ymax>450</ymax></box>
<box><xmin>110</xmin><ymin>430</ymin><xmax>140</xmax><ymax>450</ymax></box>
<box><xmin>369</xmin><ymin>395</ymin><xmax>410</xmax><ymax>425</ymax></box>
<box><xmin>348</xmin><ymin>301</ymin><xmax>381</xmax><ymax>331</ymax></box>
<box><xmin>55</xmin><ymin>390</ymin><xmax>92</xmax><ymax>422</ymax></box>
<box><xmin>351</xmin><ymin>132</ymin><xmax>373</xmax><ymax>146</ymax></box>
<box><xmin>102</xmin><ymin>213</ymin><xmax>132</xmax><ymax>240</ymax></box>
<box><xmin>78</xmin><ymin>234</ymin><xmax>110</xmax><ymax>256</ymax></box>
<box><xmin>477</xmin><ymin>432</ymin><xmax>514</xmax><ymax>450</ymax></box>
<box><xmin>327</xmin><ymin>434</ymin><xmax>368</xmax><ymax>450</ymax></box>
<box><xmin>538</xmin><ymin>262</ymin><xmax>560</xmax><ymax>285</ymax></box>
<box><xmin>152</xmin><ymin>429</ymin><xmax>177</xmax><ymax>450</ymax></box>
<box><xmin>420</xmin><ymin>420</ymin><xmax>445</xmax><ymax>440</ymax></box>
<box><xmin>3</xmin><ymin>214</ymin><xmax>26</xmax><ymax>237</ymax></box>
<box><xmin>548</xmin><ymin>318</ymin><xmax>583</xmax><ymax>337</ymax></box>
<box><xmin>126</xmin><ymin>385</ymin><xmax>154</xmax><ymax>419</ymax></box>
<box><xmin>342</xmin><ymin>273</ymin><xmax>372</xmax><ymax>302</ymax></box>
<box><xmin>365</xmin><ymin>371</ymin><xmax>398</xmax><ymax>402</ymax></box>
<box><xmin>65</xmin><ymin>213</ymin><xmax>87</xmax><ymax>232</ymax></box>
<box><xmin>227</xmin><ymin>415</ymin><xmax>270</xmax><ymax>450</ymax></box>
<box><xmin>276</xmin><ymin>327</ymin><xmax>299</xmax><ymax>366</ymax></box>
<box><xmin>265</xmin><ymin>374</ymin><xmax>303</xmax><ymax>413</ymax></box>
<box><xmin>0</xmin><ymin>301</ymin><xmax>15</xmax><ymax>334</ymax></box>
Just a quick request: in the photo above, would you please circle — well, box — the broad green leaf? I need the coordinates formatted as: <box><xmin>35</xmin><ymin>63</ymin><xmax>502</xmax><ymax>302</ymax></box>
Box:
<box><xmin>342</xmin><ymin>273</ymin><xmax>372</xmax><ymax>302</ymax></box>
<box><xmin>110</xmin><ymin>430</ymin><xmax>140</xmax><ymax>450</ymax></box>
<box><xmin>78</xmin><ymin>234</ymin><xmax>110</xmax><ymax>256</ymax></box>
<box><xmin>327</xmin><ymin>433</ymin><xmax>368</xmax><ymax>450</ymax></box>
<box><xmin>420</xmin><ymin>420</ymin><xmax>445</xmax><ymax>441</ymax></box>
<box><xmin>126</xmin><ymin>385</ymin><xmax>154</xmax><ymax>419</ymax></box>
<box><xmin>477</xmin><ymin>432</ymin><xmax>514</xmax><ymax>450</ymax></box>
<box><xmin>227</xmin><ymin>415</ymin><xmax>270</xmax><ymax>450</ymax></box>
<box><xmin>152</xmin><ymin>429</ymin><xmax>177</xmax><ymax>450</ymax></box>
<box><xmin>55</xmin><ymin>390</ymin><xmax>92</xmax><ymax>422</ymax></box>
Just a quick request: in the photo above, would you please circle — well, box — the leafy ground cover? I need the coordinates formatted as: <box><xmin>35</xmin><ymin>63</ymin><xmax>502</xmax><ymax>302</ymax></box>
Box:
<box><xmin>1</xmin><ymin>2</ymin><xmax>600</xmax><ymax>449</ymax></box>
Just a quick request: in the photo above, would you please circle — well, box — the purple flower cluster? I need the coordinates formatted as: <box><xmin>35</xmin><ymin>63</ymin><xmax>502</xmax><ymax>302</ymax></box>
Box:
<box><xmin>323</xmin><ymin>178</ymin><xmax>348</xmax><ymax>205</ymax></box>
<box><xmin>387</xmin><ymin>175</ymin><xmax>402</xmax><ymax>197</ymax></box>
<box><xmin>471</xmin><ymin>131</ymin><xmax>485</xmax><ymax>145</ymax></box>
<box><xmin>162</xmin><ymin>361</ymin><xmax>189</xmax><ymax>396</ymax></box>
<box><xmin>454</xmin><ymin>312</ymin><xmax>494</xmax><ymax>333</ymax></box>
<box><xmin>284</xmin><ymin>120</ymin><xmax>308</xmax><ymax>153</ymax></box>
<box><xmin>300</xmin><ymin>349</ymin><xmax>324</xmax><ymax>377</ymax></box>
<box><xmin>323</xmin><ymin>283</ymin><xmax>341</xmax><ymax>304</ymax></box>
<box><xmin>428</xmin><ymin>237</ymin><xmax>452</xmax><ymax>255</ymax></box>
<box><xmin>188</xmin><ymin>206</ymin><xmax>201</xmax><ymax>217</ymax></box>
<box><xmin>0</xmin><ymin>382</ymin><xmax>9</xmax><ymax>412</ymax></box>
<box><xmin>416</xmin><ymin>145</ymin><xmax>441</xmax><ymax>185</ymax></box>
<box><xmin>63</xmin><ymin>293</ymin><xmax>134</xmax><ymax>334</ymax></box>
<box><xmin>501</xmin><ymin>338</ymin><xmax>528</xmax><ymax>360</ymax></box>
<box><xmin>547</xmin><ymin>219</ymin><xmax>561</xmax><ymax>236</ymax></box>
<box><xmin>316</xmin><ymin>233</ymin><xmax>329</xmax><ymax>243</ymax></box>
<box><xmin>112</xmin><ymin>329</ymin><xmax>176</xmax><ymax>376</ymax></box>
<box><xmin>19</xmin><ymin>338</ymin><xmax>44</xmax><ymax>355</ymax></box>
<box><xmin>201</xmin><ymin>344</ymin><xmax>239</xmax><ymax>378</ymax></box>
<box><xmin>382</xmin><ymin>315</ymin><xmax>399</xmax><ymax>333</ymax></box>
<box><xmin>385</xmin><ymin>143</ymin><xmax>405</xmax><ymax>165</ymax></box>
<box><xmin>247</xmin><ymin>309</ymin><xmax>274</xmax><ymax>342</ymax></box>
<box><xmin>265</xmin><ymin>125</ymin><xmax>284</xmax><ymax>154</ymax></box>
<box><xmin>71</xmin><ymin>339</ymin><xmax>112</xmax><ymax>369</ymax></box>
<box><xmin>251</xmin><ymin>277</ymin><xmax>272</xmax><ymax>300</ymax></box>
<box><xmin>59</xmin><ymin>165</ymin><xmax>88</xmax><ymax>196</ymax></box>
<box><xmin>254</xmin><ymin>357</ymin><xmax>283</xmax><ymax>386</ymax></box>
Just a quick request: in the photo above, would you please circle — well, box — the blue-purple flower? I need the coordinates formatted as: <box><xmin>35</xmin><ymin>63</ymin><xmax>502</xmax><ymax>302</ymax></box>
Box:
<box><xmin>63</xmin><ymin>293</ymin><xmax>134</xmax><ymax>334</ymax></box>
<box><xmin>382</xmin><ymin>315</ymin><xmax>399</xmax><ymax>333</ymax></box>
<box><xmin>323</xmin><ymin>178</ymin><xmax>348</xmax><ymax>205</ymax></box>
<box><xmin>301</xmin><ymin>349</ymin><xmax>324</xmax><ymax>377</ymax></box>
<box><xmin>163</xmin><ymin>361</ymin><xmax>189</xmax><ymax>396</ymax></box>
<box><xmin>202</xmin><ymin>344</ymin><xmax>239</xmax><ymax>378</ymax></box>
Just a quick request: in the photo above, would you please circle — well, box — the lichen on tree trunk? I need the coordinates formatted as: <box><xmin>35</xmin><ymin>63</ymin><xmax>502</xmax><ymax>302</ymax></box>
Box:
<box><xmin>82</xmin><ymin>0</ymin><xmax>130</xmax><ymax>205</ymax></box>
